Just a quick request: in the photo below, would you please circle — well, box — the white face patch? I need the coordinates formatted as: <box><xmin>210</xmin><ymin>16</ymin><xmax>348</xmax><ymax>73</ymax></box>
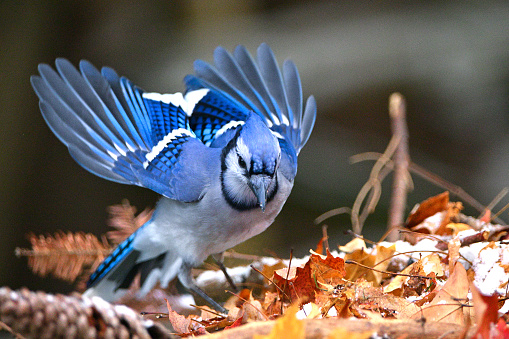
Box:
<box><xmin>235</xmin><ymin>137</ymin><xmax>251</xmax><ymax>168</ymax></box>
<box><xmin>223</xmin><ymin>149</ymin><xmax>256</xmax><ymax>205</ymax></box>
<box><xmin>143</xmin><ymin>128</ymin><xmax>194</xmax><ymax>168</ymax></box>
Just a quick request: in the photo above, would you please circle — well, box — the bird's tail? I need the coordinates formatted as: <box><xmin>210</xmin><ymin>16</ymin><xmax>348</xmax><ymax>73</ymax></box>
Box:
<box><xmin>84</xmin><ymin>226</ymin><xmax>183</xmax><ymax>301</ymax></box>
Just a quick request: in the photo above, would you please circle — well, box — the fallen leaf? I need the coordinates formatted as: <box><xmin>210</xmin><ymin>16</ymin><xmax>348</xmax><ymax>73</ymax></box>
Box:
<box><xmin>471</xmin><ymin>283</ymin><xmax>500</xmax><ymax>339</ymax></box>
<box><xmin>339</xmin><ymin>238</ymin><xmax>367</xmax><ymax>253</ymax></box>
<box><xmin>446</xmin><ymin>223</ymin><xmax>472</xmax><ymax>236</ymax></box>
<box><xmin>414</xmin><ymin>262</ymin><xmax>468</xmax><ymax>324</ymax></box>
<box><xmin>344</xmin><ymin>244</ymin><xmax>395</xmax><ymax>286</ymax></box>
<box><xmin>406</xmin><ymin>191</ymin><xmax>449</xmax><ymax>229</ymax></box>
<box><xmin>448</xmin><ymin>237</ymin><xmax>461</xmax><ymax>276</ymax></box>
<box><xmin>254</xmin><ymin>305</ymin><xmax>304</xmax><ymax>339</ymax></box>
<box><xmin>372</xmin><ymin>244</ymin><xmax>396</xmax><ymax>284</ymax></box>
<box><xmin>355</xmin><ymin>280</ymin><xmax>420</xmax><ymax>319</ymax></box>
<box><xmin>273</xmin><ymin>259</ymin><xmax>315</xmax><ymax>304</ymax></box>
<box><xmin>165</xmin><ymin>298</ymin><xmax>193</xmax><ymax>334</ymax></box>
<box><xmin>310</xmin><ymin>250</ymin><xmax>346</xmax><ymax>287</ymax></box>
<box><xmin>224</xmin><ymin>315</ymin><xmax>243</xmax><ymax>330</ymax></box>
<box><xmin>383</xmin><ymin>254</ymin><xmax>441</xmax><ymax>297</ymax></box>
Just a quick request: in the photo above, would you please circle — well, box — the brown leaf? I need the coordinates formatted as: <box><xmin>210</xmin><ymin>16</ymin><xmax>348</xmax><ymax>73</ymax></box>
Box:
<box><xmin>165</xmin><ymin>298</ymin><xmax>192</xmax><ymax>334</ymax></box>
<box><xmin>384</xmin><ymin>254</ymin><xmax>442</xmax><ymax>297</ymax></box>
<box><xmin>355</xmin><ymin>280</ymin><xmax>420</xmax><ymax>319</ymax></box>
<box><xmin>273</xmin><ymin>259</ymin><xmax>315</xmax><ymax>304</ymax></box>
<box><xmin>415</xmin><ymin>262</ymin><xmax>468</xmax><ymax>324</ymax></box>
<box><xmin>406</xmin><ymin>191</ymin><xmax>449</xmax><ymax>229</ymax></box>
<box><xmin>344</xmin><ymin>244</ymin><xmax>395</xmax><ymax>286</ymax></box>
<box><xmin>309</xmin><ymin>250</ymin><xmax>346</xmax><ymax>287</ymax></box>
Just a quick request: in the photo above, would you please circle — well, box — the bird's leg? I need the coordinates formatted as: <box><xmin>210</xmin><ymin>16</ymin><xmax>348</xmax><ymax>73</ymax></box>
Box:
<box><xmin>212</xmin><ymin>252</ymin><xmax>238</xmax><ymax>292</ymax></box>
<box><xmin>178</xmin><ymin>263</ymin><xmax>227</xmax><ymax>314</ymax></box>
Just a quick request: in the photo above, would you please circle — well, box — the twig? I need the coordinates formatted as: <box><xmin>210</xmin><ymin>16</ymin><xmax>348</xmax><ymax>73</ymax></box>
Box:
<box><xmin>352</xmin><ymin>152</ymin><xmax>505</xmax><ymax>224</ymax></box>
<box><xmin>409</xmin><ymin>162</ymin><xmax>506</xmax><ymax>223</ymax></box>
<box><xmin>224</xmin><ymin>291</ymin><xmax>269</xmax><ymax>320</ymax></box>
<box><xmin>435</xmin><ymin>231</ymin><xmax>489</xmax><ymax>251</ymax></box>
<box><xmin>345</xmin><ymin>259</ymin><xmax>433</xmax><ymax>280</ymax></box>
<box><xmin>314</xmin><ymin>207</ymin><xmax>351</xmax><ymax>225</ymax></box>
<box><xmin>249</xmin><ymin>265</ymin><xmax>291</xmax><ymax>301</ymax></box>
<box><xmin>387</xmin><ymin>93</ymin><xmax>411</xmax><ymax>241</ymax></box>
<box><xmin>486</xmin><ymin>187</ymin><xmax>509</xmax><ymax>212</ymax></box>
<box><xmin>282</xmin><ymin>249</ymin><xmax>293</xmax><ymax>313</ymax></box>
<box><xmin>351</xmin><ymin>134</ymin><xmax>401</xmax><ymax>234</ymax></box>
<box><xmin>321</xmin><ymin>226</ymin><xmax>330</xmax><ymax>253</ymax></box>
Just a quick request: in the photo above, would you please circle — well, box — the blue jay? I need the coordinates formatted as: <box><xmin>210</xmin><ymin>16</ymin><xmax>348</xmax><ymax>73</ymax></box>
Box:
<box><xmin>31</xmin><ymin>43</ymin><xmax>316</xmax><ymax>312</ymax></box>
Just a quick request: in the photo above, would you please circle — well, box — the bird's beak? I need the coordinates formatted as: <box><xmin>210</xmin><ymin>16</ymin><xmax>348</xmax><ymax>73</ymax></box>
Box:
<box><xmin>249</xmin><ymin>175</ymin><xmax>272</xmax><ymax>212</ymax></box>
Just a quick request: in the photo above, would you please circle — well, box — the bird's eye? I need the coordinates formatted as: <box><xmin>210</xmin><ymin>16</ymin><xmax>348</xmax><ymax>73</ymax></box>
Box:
<box><xmin>237</xmin><ymin>154</ymin><xmax>247</xmax><ymax>169</ymax></box>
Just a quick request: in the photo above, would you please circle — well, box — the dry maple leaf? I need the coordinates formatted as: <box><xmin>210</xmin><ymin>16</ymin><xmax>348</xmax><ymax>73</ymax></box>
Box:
<box><xmin>342</xmin><ymin>239</ymin><xmax>396</xmax><ymax>286</ymax></box>
<box><xmin>273</xmin><ymin>258</ymin><xmax>315</xmax><ymax>304</ymax></box>
<box><xmin>405</xmin><ymin>191</ymin><xmax>463</xmax><ymax>237</ymax></box>
<box><xmin>309</xmin><ymin>250</ymin><xmax>347</xmax><ymax>287</ymax></box>
<box><xmin>165</xmin><ymin>298</ymin><xmax>207</xmax><ymax>336</ymax></box>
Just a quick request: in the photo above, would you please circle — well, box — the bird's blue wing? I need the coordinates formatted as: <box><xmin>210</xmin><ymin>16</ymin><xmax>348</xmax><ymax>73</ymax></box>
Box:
<box><xmin>190</xmin><ymin>43</ymin><xmax>317</xmax><ymax>156</ymax></box>
<box><xmin>31</xmin><ymin>59</ymin><xmax>211</xmax><ymax>202</ymax></box>
<box><xmin>184</xmin><ymin>75</ymin><xmax>249</xmax><ymax>147</ymax></box>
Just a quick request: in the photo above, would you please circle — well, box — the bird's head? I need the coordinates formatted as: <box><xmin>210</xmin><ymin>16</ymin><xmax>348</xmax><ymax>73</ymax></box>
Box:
<box><xmin>221</xmin><ymin>113</ymin><xmax>281</xmax><ymax>211</ymax></box>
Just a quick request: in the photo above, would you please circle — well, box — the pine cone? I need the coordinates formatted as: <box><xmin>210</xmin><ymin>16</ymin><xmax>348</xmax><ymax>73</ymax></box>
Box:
<box><xmin>0</xmin><ymin>287</ymin><xmax>169</xmax><ymax>339</ymax></box>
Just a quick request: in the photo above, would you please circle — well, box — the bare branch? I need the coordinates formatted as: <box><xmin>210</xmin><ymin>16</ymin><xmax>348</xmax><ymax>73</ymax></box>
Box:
<box><xmin>387</xmin><ymin>93</ymin><xmax>411</xmax><ymax>241</ymax></box>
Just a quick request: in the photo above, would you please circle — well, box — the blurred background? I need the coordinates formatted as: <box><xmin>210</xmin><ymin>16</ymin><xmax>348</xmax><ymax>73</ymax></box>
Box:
<box><xmin>1</xmin><ymin>1</ymin><xmax>509</xmax><ymax>295</ymax></box>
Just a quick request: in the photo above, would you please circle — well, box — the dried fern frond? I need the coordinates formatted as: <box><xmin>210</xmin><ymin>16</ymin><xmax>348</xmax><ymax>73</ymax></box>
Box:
<box><xmin>17</xmin><ymin>200</ymin><xmax>153</xmax><ymax>288</ymax></box>
<box><xmin>106</xmin><ymin>199</ymin><xmax>153</xmax><ymax>245</ymax></box>
<box><xmin>15</xmin><ymin>232</ymin><xmax>111</xmax><ymax>283</ymax></box>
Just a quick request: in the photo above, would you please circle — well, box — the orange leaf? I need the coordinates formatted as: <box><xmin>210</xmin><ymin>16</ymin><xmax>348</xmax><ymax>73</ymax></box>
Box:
<box><xmin>274</xmin><ymin>260</ymin><xmax>315</xmax><ymax>304</ymax></box>
<box><xmin>406</xmin><ymin>191</ymin><xmax>449</xmax><ymax>229</ymax></box>
<box><xmin>254</xmin><ymin>305</ymin><xmax>304</xmax><ymax>339</ymax></box>
<box><xmin>310</xmin><ymin>250</ymin><xmax>346</xmax><ymax>286</ymax></box>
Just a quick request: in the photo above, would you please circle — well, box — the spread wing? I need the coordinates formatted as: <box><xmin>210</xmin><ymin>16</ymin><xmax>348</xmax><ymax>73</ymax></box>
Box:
<box><xmin>31</xmin><ymin>44</ymin><xmax>316</xmax><ymax>197</ymax></box>
<box><xmin>185</xmin><ymin>43</ymin><xmax>317</xmax><ymax>179</ymax></box>
<box><xmin>189</xmin><ymin>43</ymin><xmax>317</xmax><ymax>155</ymax></box>
<box><xmin>31</xmin><ymin>59</ymin><xmax>214</xmax><ymax>202</ymax></box>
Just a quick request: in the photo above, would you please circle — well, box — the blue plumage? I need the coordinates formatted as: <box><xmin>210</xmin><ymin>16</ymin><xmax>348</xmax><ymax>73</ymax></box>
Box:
<box><xmin>31</xmin><ymin>43</ymin><xmax>317</xmax><ymax>312</ymax></box>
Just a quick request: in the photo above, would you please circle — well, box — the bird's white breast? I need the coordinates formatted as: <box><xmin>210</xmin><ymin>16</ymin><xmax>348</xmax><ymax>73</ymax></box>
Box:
<box><xmin>135</xmin><ymin>170</ymin><xmax>293</xmax><ymax>265</ymax></box>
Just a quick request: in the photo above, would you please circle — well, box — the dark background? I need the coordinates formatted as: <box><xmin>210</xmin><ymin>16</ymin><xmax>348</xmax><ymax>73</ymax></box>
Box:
<box><xmin>2</xmin><ymin>1</ymin><xmax>509</xmax><ymax>295</ymax></box>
